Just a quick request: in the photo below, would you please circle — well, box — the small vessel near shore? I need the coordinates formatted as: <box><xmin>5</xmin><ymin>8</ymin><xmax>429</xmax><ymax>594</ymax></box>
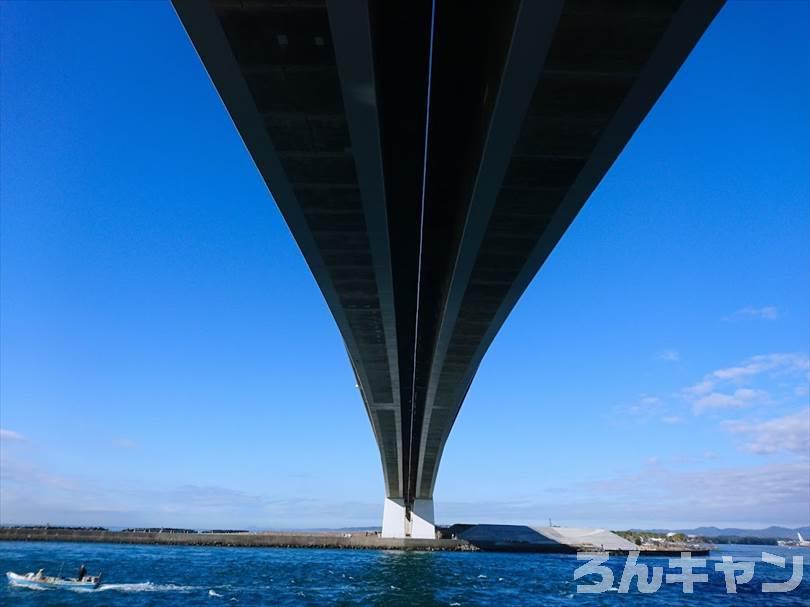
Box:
<box><xmin>6</xmin><ymin>569</ymin><xmax>102</xmax><ymax>590</ymax></box>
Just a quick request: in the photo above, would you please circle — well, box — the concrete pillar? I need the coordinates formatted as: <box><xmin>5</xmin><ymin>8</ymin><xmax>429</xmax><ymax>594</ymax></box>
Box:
<box><xmin>381</xmin><ymin>497</ymin><xmax>435</xmax><ymax>539</ymax></box>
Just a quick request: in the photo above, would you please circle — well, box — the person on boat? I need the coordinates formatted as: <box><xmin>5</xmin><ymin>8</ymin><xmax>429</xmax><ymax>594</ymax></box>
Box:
<box><xmin>77</xmin><ymin>564</ymin><xmax>86</xmax><ymax>581</ymax></box>
<box><xmin>35</xmin><ymin>569</ymin><xmax>45</xmax><ymax>580</ymax></box>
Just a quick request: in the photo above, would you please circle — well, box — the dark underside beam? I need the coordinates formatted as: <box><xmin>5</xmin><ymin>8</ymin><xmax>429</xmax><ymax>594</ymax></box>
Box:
<box><xmin>415</xmin><ymin>0</ymin><xmax>726</xmax><ymax>498</ymax></box>
<box><xmin>172</xmin><ymin>0</ymin><xmax>725</xmax><ymax>507</ymax></box>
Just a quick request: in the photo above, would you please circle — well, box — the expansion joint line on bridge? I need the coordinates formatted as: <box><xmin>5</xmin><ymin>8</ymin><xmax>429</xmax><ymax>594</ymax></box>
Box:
<box><xmin>407</xmin><ymin>0</ymin><xmax>437</xmax><ymax>515</ymax></box>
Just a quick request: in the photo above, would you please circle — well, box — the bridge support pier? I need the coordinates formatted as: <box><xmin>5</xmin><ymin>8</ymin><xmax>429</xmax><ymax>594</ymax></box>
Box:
<box><xmin>381</xmin><ymin>498</ymin><xmax>435</xmax><ymax>539</ymax></box>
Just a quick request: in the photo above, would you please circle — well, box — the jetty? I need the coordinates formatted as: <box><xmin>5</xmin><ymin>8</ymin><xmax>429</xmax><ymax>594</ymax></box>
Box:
<box><xmin>0</xmin><ymin>526</ymin><xmax>708</xmax><ymax>556</ymax></box>
<box><xmin>0</xmin><ymin>527</ymin><xmax>469</xmax><ymax>552</ymax></box>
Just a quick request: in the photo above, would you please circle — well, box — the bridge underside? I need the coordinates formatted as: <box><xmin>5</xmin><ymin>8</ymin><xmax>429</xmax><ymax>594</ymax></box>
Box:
<box><xmin>173</xmin><ymin>0</ymin><xmax>723</xmax><ymax>537</ymax></box>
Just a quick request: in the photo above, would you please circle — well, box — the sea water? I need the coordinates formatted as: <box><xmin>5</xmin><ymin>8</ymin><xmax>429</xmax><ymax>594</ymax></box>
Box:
<box><xmin>1</xmin><ymin>541</ymin><xmax>808</xmax><ymax>605</ymax></box>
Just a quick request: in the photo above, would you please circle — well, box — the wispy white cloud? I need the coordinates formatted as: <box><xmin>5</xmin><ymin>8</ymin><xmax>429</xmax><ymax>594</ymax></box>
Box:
<box><xmin>693</xmin><ymin>388</ymin><xmax>770</xmax><ymax>413</ymax></box>
<box><xmin>723</xmin><ymin>408</ymin><xmax>810</xmax><ymax>456</ymax></box>
<box><xmin>621</xmin><ymin>353</ymin><xmax>809</xmax><ymax>426</ymax></box>
<box><xmin>683</xmin><ymin>353</ymin><xmax>809</xmax><ymax>414</ymax></box>
<box><xmin>722</xmin><ymin>306</ymin><xmax>779</xmax><ymax>322</ymax></box>
<box><xmin>0</xmin><ymin>429</ymin><xmax>25</xmax><ymax>442</ymax></box>
<box><xmin>638</xmin><ymin>395</ymin><xmax>662</xmax><ymax>407</ymax></box>
<box><xmin>684</xmin><ymin>379</ymin><xmax>714</xmax><ymax>396</ymax></box>
<box><xmin>2</xmin><ymin>455</ymin><xmax>807</xmax><ymax>530</ymax></box>
<box><xmin>1</xmin><ymin>459</ymin><xmax>78</xmax><ymax>492</ymax></box>
<box><xmin>623</xmin><ymin>394</ymin><xmax>665</xmax><ymax>420</ymax></box>
<box><xmin>111</xmin><ymin>438</ymin><xmax>137</xmax><ymax>449</ymax></box>
<box><xmin>710</xmin><ymin>353</ymin><xmax>808</xmax><ymax>381</ymax></box>
<box><xmin>439</xmin><ymin>461</ymin><xmax>810</xmax><ymax>528</ymax></box>
<box><xmin>0</xmin><ymin>456</ymin><xmax>380</xmax><ymax>529</ymax></box>
<box><xmin>657</xmin><ymin>349</ymin><xmax>680</xmax><ymax>362</ymax></box>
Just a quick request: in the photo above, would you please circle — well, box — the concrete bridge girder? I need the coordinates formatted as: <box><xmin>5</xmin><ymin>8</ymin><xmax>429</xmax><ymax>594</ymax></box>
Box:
<box><xmin>171</xmin><ymin>0</ymin><xmax>725</xmax><ymax>537</ymax></box>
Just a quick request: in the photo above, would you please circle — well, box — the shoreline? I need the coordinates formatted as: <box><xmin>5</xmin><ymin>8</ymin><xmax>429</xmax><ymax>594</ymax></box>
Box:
<box><xmin>0</xmin><ymin>528</ymin><xmax>473</xmax><ymax>552</ymax></box>
<box><xmin>0</xmin><ymin>528</ymin><xmax>709</xmax><ymax>556</ymax></box>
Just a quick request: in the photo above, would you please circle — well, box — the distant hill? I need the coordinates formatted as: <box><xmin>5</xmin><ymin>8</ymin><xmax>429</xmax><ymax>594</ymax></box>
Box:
<box><xmin>634</xmin><ymin>526</ymin><xmax>810</xmax><ymax>539</ymax></box>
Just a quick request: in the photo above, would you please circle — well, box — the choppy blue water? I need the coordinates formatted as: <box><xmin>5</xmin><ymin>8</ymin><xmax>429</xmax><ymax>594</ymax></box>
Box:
<box><xmin>1</xmin><ymin>541</ymin><xmax>808</xmax><ymax>605</ymax></box>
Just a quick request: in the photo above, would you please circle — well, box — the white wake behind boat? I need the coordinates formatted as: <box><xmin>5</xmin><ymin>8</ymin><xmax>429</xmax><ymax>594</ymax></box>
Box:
<box><xmin>7</xmin><ymin>570</ymin><xmax>102</xmax><ymax>590</ymax></box>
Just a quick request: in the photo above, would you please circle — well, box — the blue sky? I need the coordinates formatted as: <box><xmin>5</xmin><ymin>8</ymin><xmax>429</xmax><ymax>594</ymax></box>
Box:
<box><xmin>1</xmin><ymin>0</ymin><xmax>808</xmax><ymax>530</ymax></box>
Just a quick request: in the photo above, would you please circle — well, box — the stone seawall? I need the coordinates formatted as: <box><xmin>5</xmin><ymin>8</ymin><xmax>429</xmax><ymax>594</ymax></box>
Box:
<box><xmin>0</xmin><ymin>528</ymin><xmax>708</xmax><ymax>556</ymax></box>
<box><xmin>0</xmin><ymin>528</ymin><xmax>474</xmax><ymax>551</ymax></box>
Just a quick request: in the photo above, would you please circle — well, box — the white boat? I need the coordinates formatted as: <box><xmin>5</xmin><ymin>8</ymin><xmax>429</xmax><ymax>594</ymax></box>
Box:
<box><xmin>6</xmin><ymin>570</ymin><xmax>102</xmax><ymax>590</ymax></box>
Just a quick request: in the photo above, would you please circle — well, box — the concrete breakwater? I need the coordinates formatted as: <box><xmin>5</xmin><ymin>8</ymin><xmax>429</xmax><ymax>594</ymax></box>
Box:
<box><xmin>0</xmin><ymin>527</ymin><xmax>474</xmax><ymax>552</ymax></box>
<box><xmin>0</xmin><ymin>527</ymin><xmax>709</xmax><ymax>556</ymax></box>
